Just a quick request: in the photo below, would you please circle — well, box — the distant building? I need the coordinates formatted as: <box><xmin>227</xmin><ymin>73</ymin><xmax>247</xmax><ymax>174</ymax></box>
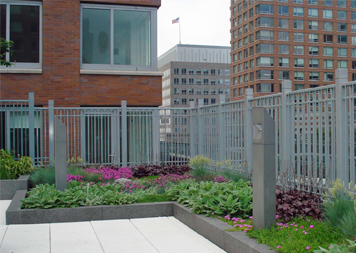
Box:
<box><xmin>158</xmin><ymin>44</ymin><xmax>231</xmax><ymax>108</ymax></box>
<box><xmin>230</xmin><ymin>0</ymin><xmax>356</xmax><ymax>100</ymax></box>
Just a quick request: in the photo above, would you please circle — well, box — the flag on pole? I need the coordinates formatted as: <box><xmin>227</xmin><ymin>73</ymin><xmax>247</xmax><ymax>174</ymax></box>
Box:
<box><xmin>172</xmin><ymin>17</ymin><xmax>180</xmax><ymax>24</ymax></box>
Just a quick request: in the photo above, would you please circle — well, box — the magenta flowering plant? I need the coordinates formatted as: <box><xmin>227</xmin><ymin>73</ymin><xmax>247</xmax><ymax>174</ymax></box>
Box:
<box><xmin>214</xmin><ymin>175</ymin><xmax>229</xmax><ymax>183</ymax></box>
<box><xmin>85</xmin><ymin>167</ymin><xmax>133</xmax><ymax>180</ymax></box>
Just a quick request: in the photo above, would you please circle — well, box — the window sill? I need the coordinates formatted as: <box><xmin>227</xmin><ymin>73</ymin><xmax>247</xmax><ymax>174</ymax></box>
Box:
<box><xmin>80</xmin><ymin>69</ymin><xmax>163</xmax><ymax>76</ymax></box>
<box><xmin>0</xmin><ymin>68</ymin><xmax>42</xmax><ymax>74</ymax></box>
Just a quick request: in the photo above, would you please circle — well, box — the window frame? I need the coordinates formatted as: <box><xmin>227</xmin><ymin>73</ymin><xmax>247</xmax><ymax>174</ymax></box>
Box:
<box><xmin>0</xmin><ymin>1</ymin><xmax>43</xmax><ymax>70</ymax></box>
<box><xmin>80</xmin><ymin>3</ymin><xmax>158</xmax><ymax>72</ymax></box>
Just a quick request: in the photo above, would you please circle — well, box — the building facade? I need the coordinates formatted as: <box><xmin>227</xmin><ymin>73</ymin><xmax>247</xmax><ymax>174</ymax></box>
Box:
<box><xmin>0</xmin><ymin>0</ymin><xmax>162</xmax><ymax>107</ymax></box>
<box><xmin>230</xmin><ymin>0</ymin><xmax>356</xmax><ymax>100</ymax></box>
<box><xmin>158</xmin><ymin>44</ymin><xmax>231</xmax><ymax>108</ymax></box>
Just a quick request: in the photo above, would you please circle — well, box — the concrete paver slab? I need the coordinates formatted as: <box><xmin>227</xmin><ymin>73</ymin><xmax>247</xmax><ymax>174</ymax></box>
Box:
<box><xmin>168</xmin><ymin>217</ymin><xmax>226</xmax><ymax>253</ymax></box>
<box><xmin>131</xmin><ymin>217</ymin><xmax>217</xmax><ymax>253</ymax></box>
<box><xmin>91</xmin><ymin>219</ymin><xmax>159</xmax><ymax>253</ymax></box>
<box><xmin>0</xmin><ymin>200</ymin><xmax>11</xmax><ymax>244</ymax></box>
<box><xmin>50</xmin><ymin>222</ymin><xmax>104</xmax><ymax>253</ymax></box>
<box><xmin>0</xmin><ymin>224</ymin><xmax>50</xmax><ymax>253</ymax></box>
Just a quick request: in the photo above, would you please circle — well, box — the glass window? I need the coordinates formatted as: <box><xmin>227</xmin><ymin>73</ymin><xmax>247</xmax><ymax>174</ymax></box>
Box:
<box><xmin>279</xmin><ymin>45</ymin><xmax>289</xmax><ymax>54</ymax></box>
<box><xmin>352</xmin><ymin>12</ymin><xmax>356</xmax><ymax>21</ymax></box>
<box><xmin>323</xmin><ymin>0</ymin><xmax>332</xmax><ymax>6</ymax></box>
<box><xmin>324</xmin><ymin>72</ymin><xmax>334</xmax><ymax>81</ymax></box>
<box><xmin>256</xmin><ymin>43</ymin><xmax>274</xmax><ymax>54</ymax></box>
<box><xmin>338</xmin><ymin>48</ymin><xmax>347</xmax><ymax>57</ymax></box>
<box><xmin>309</xmin><ymin>46</ymin><xmax>319</xmax><ymax>55</ymax></box>
<box><xmin>294</xmin><ymin>20</ymin><xmax>304</xmax><ymax>29</ymax></box>
<box><xmin>337</xmin><ymin>11</ymin><xmax>346</xmax><ymax>20</ymax></box>
<box><xmin>257</xmin><ymin>17</ymin><xmax>274</xmax><ymax>27</ymax></box>
<box><xmin>324</xmin><ymin>47</ymin><xmax>333</xmax><ymax>56</ymax></box>
<box><xmin>279</xmin><ymin>58</ymin><xmax>289</xmax><ymax>67</ymax></box>
<box><xmin>294</xmin><ymin>33</ymin><xmax>304</xmax><ymax>42</ymax></box>
<box><xmin>189</xmin><ymin>78</ymin><xmax>194</xmax><ymax>85</ymax></box>
<box><xmin>257</xmin><ymin>83</ymin><xmax>274</xmax><ymax>93</ymax></box>
<box><xmin>338</xmin><ymin>35</ymin><xmax>347</xmax><ymax>44</ymax></box>
<box><xmin>256</xmin><ymin>70</ymin><xmax>274</xmax><ymax>80</ymax></box>
<box><xmin>309</xmin><ymin>34</ymin><xmax>319</xmax><ymax>43</ymax></box>
<box><xmin>309</xmin><ymin>0</ymin><xmax>318</xmax><ymax>4</ymax></box>
<box><xmin>279</xmin><ymin>32</ymin><xmax>289</xmax><ymax>41</ymax></box>
<box><xmin>294</xmin><ymin>0</ymin><xmax>303</xmax><ymax>3</ymax></box>
<box><xmin>294</xmin><ymin>58</ymin><xmax>304</xmax><ymax>67</ymax></box>
<box><xmin>279</xmin><ymin>71</ymin><xmax>289</xmax><ymax>80</ymax></box>
<box><xmin>352</xmin><ymin>0</ymin><xmax>356</xmax><ymax>8</ymax></box>
<box><xmin>338</xmin><ymin>60</ymin><xmax>347</xmax><ymax>68</ymax></box>
<box><xmin>1</xmin><ymin>3</ymin><xmax>41</xmax><ymax>67</ymax></box>
<box><xmin>309</xmin><ymin>72</ymin><xmax>319</xmax><ymax>80</ymax></box>
<box><xmin>323</xmin><ymin>22</ymin><xmax>333</xmax><ymax>31</ymax></box>
<box><xmin>323</xmin><ymin>9</ymin><xmax>333</xmax><ymax>19</ymax></box>
<box><xmin>352</xmin><ymin>37</ymin><xmax>356</xmax><ymax>45</ymax></box>
<box><xmin>211</xmin><ymin>69</ymin><xmax>215</xmax><ymax>76</ymax></box>
<box><xmin>337</xmin><ymin>0</ymin><xmax>346</xmax><ymax>7</ymax></box>
<box><xmin>294</xmin><ymin>45</ymin><xmax>304</xmax><ymax>55</ymax></box>
<box><xmin>308</xmin><ymin>21</ymin><xmax>318</xmax><ymax>30</ymax></box>
<box><xmin>256</xmin><ymin>30</ymin><xmax>274</xmax><ymax>40</ymax></box>
<box><xmin>295</xmin><ymin>84</ymin><xmax>305</xmax><ymax>90</ymax></box>
<box><xmin>279</xmin><ymin>18</ymin><xmax>289</xmax><ymax>29</ymax></box>
<box><xmin>173</xmin><ymin>68</ymin><xmax>179</xmax><ymax>75</ymax></box>
<box><xmin>352</xmin><ymin>24</ymin><xmax>356</xmax><ymax>33</ymax></box>
<box><xmin>182</xmin><ymin>78</ymin><xmax>187</xmax><ymax>85</ymax></box>
<box><xmin>308</xmin><ymin>8</ymin><xmax>318</xmax><ymax>17</ymax></box>
<box><xmin>294</xmin><ymin>7</ymin><xmax>304</xmax><ymax>16</ymax></box>
<box><xmin>181</xmin><ymin>68</ymin><xmax>186</xmax><ymax>75</ymax></box>
<box><xmin>324</xmin><ymin>59</ymin><xmax>334</xmax><ymax>68</ymax></box>
<box><xmin>337</xmin><ymin>23</ymin><xmax>347</xmax><ymax>32</ymax></box>
<box><xmin>309</xmin><ymin>59</ymin><xmax>319</xmax><ymax>68</ymax></box>
<box><xmin>82</xmin><ymin>5</ymin><xmax>156</xmax><ymax>70</ymax></box>
<box><xmin>196</xmin><ymin>69</ymin><xmax>201</xmax><ymax>75</ymax></box>
<box><xmin>256</xmin><ymin>57</ymin><xmax>274</xmax><ymax>66</ymax></box>
<box><xmin>324</xmin><ymin>34</ymin><xmax>333</xmax><ymax>43</ymax></box>
<box><xmin>279</xmin><ymin>6</ymin><xmax>289</xmax><ymax>15</ymax></box>
<box><xmin>353</xmin><ymin>61</ymin><xmax>356</xmax><ymax>69</ymax></box>
<box><xmin>294</xmin><ymin>71</ymin><xmax>304</xmax><ymax>80</ymax></box>
<box><xmin>256</xmin><ymin>4</ymin><xmax>273</xmax><ymax>14</ymax></box>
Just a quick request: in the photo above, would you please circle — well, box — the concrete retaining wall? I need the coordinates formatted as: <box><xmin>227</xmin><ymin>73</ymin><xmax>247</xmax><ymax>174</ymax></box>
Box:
<box><xmin>0</xmin><ymin>175</ymin><xmax>29</xmax><ymax>200</ymax></box>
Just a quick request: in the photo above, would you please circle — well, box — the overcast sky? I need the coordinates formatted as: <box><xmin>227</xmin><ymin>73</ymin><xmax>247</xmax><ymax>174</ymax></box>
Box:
<box><xmin>157</xmin><ymin>0</ymin><xmax>231</xmax><ymax>57</ymax></box>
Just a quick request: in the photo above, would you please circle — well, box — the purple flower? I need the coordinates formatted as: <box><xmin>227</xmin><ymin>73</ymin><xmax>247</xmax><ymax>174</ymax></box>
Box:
<box><xmin>306</xmin><ymin>246</ymin><xmax>310</xmax><ymax>250</ymax></box>
<box><xmin>277</xmin><ymin>245</ymin><xmax>281</xmax><ymax>249</ymax></box>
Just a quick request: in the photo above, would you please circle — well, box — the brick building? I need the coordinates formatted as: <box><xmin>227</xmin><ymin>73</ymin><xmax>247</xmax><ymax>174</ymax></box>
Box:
<box><xmin>0</xmin><ymin>0</ymin><xmax>162</xmax><ymax>107</ymax></box>
<box><xmin>230</xmin><ymin>0</ymin><xmax>356</xmax><ymax>100</ymax></box>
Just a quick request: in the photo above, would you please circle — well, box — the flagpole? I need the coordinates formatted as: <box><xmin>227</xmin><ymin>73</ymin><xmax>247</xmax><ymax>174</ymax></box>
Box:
<box><xmin>179</xmin><ymin>17</ymin><xmax>181</xmax><ymax>44</ymax></box>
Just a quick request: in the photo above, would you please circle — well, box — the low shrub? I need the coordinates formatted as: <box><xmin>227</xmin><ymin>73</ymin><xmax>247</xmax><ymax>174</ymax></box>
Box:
<box><xmin>276</xmin><ymin>187</ymin><xmax>323</xmax><ymax>222</ymax></box>
<box><xmin>0</xmin><ymin>149</ymin><xmax>34</xmax><ymax>179</ymax></box>
<box><xmin>167</xmin><ymin>179</ymin><xmax>252</xmax><ymax>217</ymax></box>
<box><xmin>314</xmin><ymin>240</ymin><xmax>356</xmax><ymax>253</ymax></box>
<box><xmin>131</xmin><ymin>164</ymin><xmax>191</xmax><ymax>178</ymax></box>
<box><xmin>247</xmin><ymin>217</ymin><xmax>345</xmax><ymax>253</ymax></box>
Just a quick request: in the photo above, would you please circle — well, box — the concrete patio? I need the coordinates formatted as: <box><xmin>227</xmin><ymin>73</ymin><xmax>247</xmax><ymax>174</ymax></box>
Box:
<box><xmin>0</xmin><ymin>200</ymin><xmax>226</xmax><ymax>253</ymax></box>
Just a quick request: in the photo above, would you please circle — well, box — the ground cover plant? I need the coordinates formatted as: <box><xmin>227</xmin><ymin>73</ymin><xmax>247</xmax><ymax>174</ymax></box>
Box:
<box><xmin>130</xmin><ymin>164</ymin><xmax>191</xmax><ymax>178</ymax></box>
<box><xmin>0</xmin><ymin>149</ymin><xmax>34</xmax><ymax>179</ymax></box>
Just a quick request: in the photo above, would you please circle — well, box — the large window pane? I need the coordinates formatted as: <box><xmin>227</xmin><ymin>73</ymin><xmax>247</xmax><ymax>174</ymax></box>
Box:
<box><xmin>10</xmin><ymin>5</ymin><xmax>39</xmax><ymax>63</ymax></box>
<box><xmin>82</xmin><ymin>8</ymin><xmax>111</xmax><ymax>64</ymax></box>
<box><xmin>0</xmin><ymin>5</ymin><xmax>6</xmax><ymax>57</ymax></box>
<box><xmin>114</xmin><ymin>10</ymin><xmax>151</xmax><ymax>66</ymax></box>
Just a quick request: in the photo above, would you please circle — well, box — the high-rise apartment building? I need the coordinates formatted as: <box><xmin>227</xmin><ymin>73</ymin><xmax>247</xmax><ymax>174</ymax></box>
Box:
<box><xmin>230</xmin><ymin>0</ymin><xmax>356</xmax><ymax>100</ymax></box>
<box><xmin>158</xmin><ymin>44</ymin><xmax>231</xmax><ymax>108</ymax></box>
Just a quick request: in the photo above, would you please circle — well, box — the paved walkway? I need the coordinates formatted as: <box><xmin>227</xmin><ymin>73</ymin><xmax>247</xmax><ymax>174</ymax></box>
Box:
<box><xmin>0</xmin><ymin>201</ymin><xmax>226</xmax><ymax>253</ymax></box>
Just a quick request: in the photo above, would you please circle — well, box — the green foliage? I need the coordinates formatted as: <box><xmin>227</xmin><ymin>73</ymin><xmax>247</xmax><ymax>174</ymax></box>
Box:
<box><xmin>167</xmin><ymin>179</ymin><xmax>252</xmax><ymax>217</ymax></box>
<box><xmin>248</xmin><ymin>217</ymin><xmax>345</xmax><ymax>253</ymax></box>
<box><xmin>323</xmin><ymin>191</ymin><xmax>356</xmax><ymax>239</ymax></box>
<box><xmin>29</xmin><ymin>167</ymin><xmax>56</xmax><ymax>186</ymax></box>
<box><xmin>136</xmin><ymin>193</ymin><xmax>172</xmax><ymax>203</ymax></box>
<box><xmin>188</xmin><ymin>155</ymin><xmax>213</xmax><ymax>178</ymax></box>
<box><xmin>0</xmin><ymin>149</ymin><xmax>34</xmax><ymax>179</ymax></box>
<box><xmin>314</xmin><ymin>240</ymin><xmax>356</xmax><ymax>253</ymax></box>
<box><xmin>0</xmin><ymin>38</ymin><xmax>14</xmax><ymax>67</ymax></box>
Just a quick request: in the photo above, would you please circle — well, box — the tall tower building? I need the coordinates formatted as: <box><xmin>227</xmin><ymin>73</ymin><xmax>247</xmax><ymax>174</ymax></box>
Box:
<box><xmin>230</xmin><ymin>0</ymin><xmax>356</xmax><ymax>100</ymax></box>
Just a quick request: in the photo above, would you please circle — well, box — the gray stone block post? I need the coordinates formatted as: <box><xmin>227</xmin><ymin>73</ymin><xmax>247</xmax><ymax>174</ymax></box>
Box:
<box><xmin>252</xmin><ymin>107</ymin><xmax>276</xmax><ymax>230</ymax></box>
<box><xmin>55</xmin><ymin>118</ymin><xmax>67</xmax><ymax>191</ymax></box>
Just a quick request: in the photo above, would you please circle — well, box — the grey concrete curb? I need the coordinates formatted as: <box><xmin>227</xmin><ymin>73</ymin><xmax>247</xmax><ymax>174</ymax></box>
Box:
<box><xmin>0</xmin><ymin>175</ymin><xmax>29</xmax><ymax>200</ymax></box>
<box><xmin>6</xmin><ymin>190</ymin><xmax>276</xmax><ymax>253</ymax></box>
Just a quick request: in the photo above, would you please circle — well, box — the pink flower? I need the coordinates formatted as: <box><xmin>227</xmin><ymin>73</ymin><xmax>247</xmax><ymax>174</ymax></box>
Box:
<box><xmin>295</xmin><ymin>229</ymin><xmax>298</xmax><ymax>231</ymax></box>
<box><xmin>212</xmin><ymin>212</ymin><xmax>215</xmax><ymax>215</ymax></box>
<box><xmin>277</xmin><ymin>245</ymin><xmax>281</xmax><ymax>249</ymax></box>
<box><xmin>309</xmin><ymin>225</ymin><xmax>314</xmax><ymax>228</ymax></box>
<box><xmin>306</xmin><ymin>219</ymin><xmax>310</xmax><ymax>222</ymax></box>
<box><xmin>306</xmin><ymin>246</ymin><xmax>310</xmax><ymax>250</ymax></box>
<box><xmin>249</xmin><ymin>216</ymin><xmax>253</xmax><ymax>219</ymax></box>
<box><xmin>329</xmin><ymin>245</ymin><xmax>333</xmax><ymax>248</ymax></box>
<box><xmin>300</xmin><ymin>226</ymin><xmax>304</xmax><ymax>228</ymax></box>
<box><xmin>276</xmin><ymin>215</ymin><xmax>279</xmax><ymax>218</ymax></box>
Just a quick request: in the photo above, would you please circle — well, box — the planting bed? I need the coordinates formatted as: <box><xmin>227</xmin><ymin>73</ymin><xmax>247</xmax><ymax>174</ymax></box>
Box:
<box><xmin>0</xmin><ymin>175</ymin><xmax>29</xmax><ymax>200</ymax></box>
<box><xmin>6</xmin><ymin>190</ymin><xmax>275</xmax><ymax>253</ymax></box>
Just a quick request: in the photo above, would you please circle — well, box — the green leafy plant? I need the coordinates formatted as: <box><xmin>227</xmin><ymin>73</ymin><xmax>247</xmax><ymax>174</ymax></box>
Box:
<box><xmin>0</xmin><ymin>38</ymin><xmax>14</xmax><ymax>67</ymax></box>
<box><xmin>188</xmin><ymin>155</ymin><xmax>213</xmax><ymax>178</ymax></box>
<box><xmin>0</xmin><ymin>149</ymin><xmax>34</xmax><ymax>179</ymax></box>
<box><xmin>314</xmin><ymin>240</ymin><xmax>356</xmax><ymax>253</ymax></box>
<box><xmin>167</xmin><ymin>179</ymin><xmax>252</xmax><ymax>217</ymax></box>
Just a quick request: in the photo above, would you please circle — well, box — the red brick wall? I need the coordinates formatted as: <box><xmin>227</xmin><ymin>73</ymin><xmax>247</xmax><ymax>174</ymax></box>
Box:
<box><xmin>0</xmin><ymin>0</ymin><xmax>162</xmax><ymax>107</ymax></box>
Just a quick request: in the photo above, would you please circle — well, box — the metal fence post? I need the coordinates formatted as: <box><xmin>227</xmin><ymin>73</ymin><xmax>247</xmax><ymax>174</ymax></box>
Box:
<box><xmin>198</xmin><ymin>99</ymin><xmax>204</xmax><ymax>155</ymax></box>
<box><xmin>48</xmin><ymin>100</ymin><xmax>55</xmax><ymax>166</ymax></box>
<box><xmin>28</xmin><ymin>93</ymin><xmax>35</xmax><ymax>163</ymax></box>
<box><xmin>335</xmin><ymin>68</ymin><xmax>348</xmax><ymax>185</ymax></box>
<box><xmin>281</xmin><ymin>80</ymin><xmax>292</xmax><ymax>173</ymax></box>
<box><xmin>244</xmin><ymin>89</ymin><xmax>253</xmax><ymax>172</ymax></box>
<box><xmin>121</xmin><ymin>100</ymin><xmax>128</xmax><ymax>167</ymax></box>
<box><xmin>189</xmin><ymin>101</ymin><xmax>195</xmax><ymax>159</ymax></box>
<box><xmin>152</xmin><ymin>109</ymin><xmax>160</xmax><ymax>164</ymax></box>
<box><xmin>218</xmin><ymin>94</ymin><xmax>226</xmax><ymax>162</ymax></box>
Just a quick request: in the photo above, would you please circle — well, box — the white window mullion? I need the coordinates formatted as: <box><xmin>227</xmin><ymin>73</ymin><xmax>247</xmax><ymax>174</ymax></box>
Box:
<box><xmin>110</xmin><ymin>8</ymin><xmax>114</xmax><ymax>66</ymax></box>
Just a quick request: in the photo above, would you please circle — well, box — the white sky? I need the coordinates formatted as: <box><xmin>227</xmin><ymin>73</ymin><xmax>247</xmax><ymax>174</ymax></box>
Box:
<box><xmin>157</xmin><ymin>0</ymin><xmax>231</xmax><ymax>57</ymax></box>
